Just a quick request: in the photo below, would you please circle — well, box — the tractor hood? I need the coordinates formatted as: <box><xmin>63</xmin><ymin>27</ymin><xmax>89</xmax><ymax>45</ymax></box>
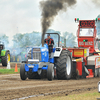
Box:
<box><xmin>29</xmin><ymin>44</ymin><xmax>49</xmax><ymax>62</ymax></box>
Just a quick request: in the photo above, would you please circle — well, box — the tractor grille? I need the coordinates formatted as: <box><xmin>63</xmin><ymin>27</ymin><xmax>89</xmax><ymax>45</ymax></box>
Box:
<box><xmin>32</xmin><ymin>48</ymin><xmax>41</xmax><ymax>61</ymax></box>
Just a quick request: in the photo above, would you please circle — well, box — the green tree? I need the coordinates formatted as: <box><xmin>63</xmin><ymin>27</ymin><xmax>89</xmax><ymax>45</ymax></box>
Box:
<box><xmin>62</xmin><ymin>32</ymin><xmax>77</xmax><ymax>47</ymax></box>
<box><xmin>0</xmin><ymin>34</ymin><xmax>9</xmax><ymax>47</ymax></box>
<box><xmin>12</xmin><ymin>29</ymin><xmax>77</xmax><ymax>49</ymax></box>
<box><xmin>12</xmin><ymin>32</ymin><xmax>41</xmax><ymax>48</ymax></box>
<box><xmin>12</xmin><ymin>33</ymin><xmax>24</xmax><ymax>48</ymax></box>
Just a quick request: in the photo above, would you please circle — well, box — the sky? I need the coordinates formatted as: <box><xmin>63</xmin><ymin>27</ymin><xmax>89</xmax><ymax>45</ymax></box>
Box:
<box><xmin>0</xmin><ymin>0</ymin><xmax>100</xmax><ymax>41</ymax></box>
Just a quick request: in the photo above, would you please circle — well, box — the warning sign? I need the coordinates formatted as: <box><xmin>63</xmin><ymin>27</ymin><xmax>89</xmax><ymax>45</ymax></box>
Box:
<box><xmin>74</xmin><ymin>49</ymin><xmax>83</xmax><ymax>57</ymax></box>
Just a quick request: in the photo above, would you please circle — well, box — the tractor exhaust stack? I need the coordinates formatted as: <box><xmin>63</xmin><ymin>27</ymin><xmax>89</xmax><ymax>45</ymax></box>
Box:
<box><xmin>41</xmin><ymin>33</ymin><xmax>45</xmax><ymax>47</ymax></box>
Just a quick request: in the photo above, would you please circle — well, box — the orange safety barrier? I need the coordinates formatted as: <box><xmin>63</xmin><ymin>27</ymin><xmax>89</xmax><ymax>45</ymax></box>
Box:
<box><xmin>14</xmin><ymin>64</ymin><xmax>18</xmax><ymax>72</ymax></box>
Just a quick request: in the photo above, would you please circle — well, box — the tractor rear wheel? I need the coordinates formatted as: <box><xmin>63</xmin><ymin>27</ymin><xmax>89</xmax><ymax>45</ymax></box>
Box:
<box><xmin>1</xmin><ymin>51</ymin><xmax>10</xmax><ymax>66</ymax></box>
<box><xmin>47</xmin><ymin>64</ymin><xmax>54</xmax><ymax>81</ymax></box>
<box><xmin>56</xmin><ymin>50</ymin><xmax>72</xmax><ymax>80</ymax></box>
<box><xmin>20</xmin><ymin>63</ymin><xmax>27</xmax><ymax>80</ymax></box>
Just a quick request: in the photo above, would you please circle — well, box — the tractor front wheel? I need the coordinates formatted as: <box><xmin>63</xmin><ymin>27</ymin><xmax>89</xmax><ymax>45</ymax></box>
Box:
<box><xmin>47</xmin><ymin>64</ymin><xmax>54</xmax><ymax>81</ymax></box>
<box><xmin>20</xmin><ymin>63</ymin><xmax>27</xmax><ymax>80</ymax></box>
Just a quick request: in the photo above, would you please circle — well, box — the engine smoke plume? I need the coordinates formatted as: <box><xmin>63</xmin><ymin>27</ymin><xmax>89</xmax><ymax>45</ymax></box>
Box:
<box><xmin>92</xmin><ymin>0</ymin><xmax>100</xmax><ymax>6</ymax></box>
<box><xmin>40</xmin><ymin>0</ymin><xmax>77</xmax><ymax>46</ymax></box>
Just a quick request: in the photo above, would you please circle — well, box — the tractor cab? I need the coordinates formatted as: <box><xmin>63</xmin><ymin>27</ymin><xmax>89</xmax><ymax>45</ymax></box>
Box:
<box><xmin>44</xmin><ymin>33</ymin><xmax>60</xmax><ymax>58</ymax></box>
<box><xmin>75</xmin><ymin>18</ymin><xmax>97</xmax><ymax>54</ymax></box>
<box><xmin>0</xmin><ymin>41</ymin><xmax>5</xmax><ymax>49</ymax></box>
<box><xmin>0</xmin><ymin>41</ymin><xmax>5</xmax><ymax>54</ymax></box>
<box><xmin>26</xmin><ymin>33</ymin><xmax>61</xmax><ymax>64</ymax></box>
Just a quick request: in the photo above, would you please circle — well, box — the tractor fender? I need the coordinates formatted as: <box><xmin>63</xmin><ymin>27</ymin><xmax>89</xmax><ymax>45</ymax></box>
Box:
<box><xmin>54</xmin><ymin>47</ymin><xmax>62</xmax><ymax>57</ymax></box>
<box><xmin>1</xmin><ymin>50</ymin><xmax>10</xmax><ymax>56</ymax></box>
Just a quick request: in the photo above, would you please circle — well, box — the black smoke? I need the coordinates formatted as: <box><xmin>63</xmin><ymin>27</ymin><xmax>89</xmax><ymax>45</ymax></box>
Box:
<box><xmin>40</xmin><ymin>0</ymin><xmax>77</xmax><ymax>46</ymax></box>
<box><xmin>92</xmin><ymin>0</ymin><xmax>100</xmax><ymax>6</ymax></box>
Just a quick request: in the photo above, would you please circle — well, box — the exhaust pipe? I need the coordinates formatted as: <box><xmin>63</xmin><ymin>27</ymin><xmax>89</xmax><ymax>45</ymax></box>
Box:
<box><xmin>41</xmin><ymin>33</ymin><xmax>45</xmax><ymax>47</ymax></box>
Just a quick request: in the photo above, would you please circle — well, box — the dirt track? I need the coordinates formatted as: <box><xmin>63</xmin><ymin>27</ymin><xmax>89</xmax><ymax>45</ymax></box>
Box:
<box><xmin>0</xmin><ymin>72</ymin><xmax>100</xmax><ymax>100</ymax></box>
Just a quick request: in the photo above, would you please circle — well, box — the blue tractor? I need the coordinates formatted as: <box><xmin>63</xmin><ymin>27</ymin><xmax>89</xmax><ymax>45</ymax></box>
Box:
<box><xmin>20</xmin><ymin>33</ymin><xmax>72</xmax><ymax>81</ymax></box>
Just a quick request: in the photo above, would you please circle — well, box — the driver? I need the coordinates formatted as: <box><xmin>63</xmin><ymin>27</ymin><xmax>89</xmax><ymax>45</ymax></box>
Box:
<box><xmin>44</xmin><ymin>34</ymin><xmax>54</xmax><ymax>54</ymax></box>
<box><xmin>86</xmin><ymin>29</ymin><xmax>93</xmax><ymax>36</ymax></box>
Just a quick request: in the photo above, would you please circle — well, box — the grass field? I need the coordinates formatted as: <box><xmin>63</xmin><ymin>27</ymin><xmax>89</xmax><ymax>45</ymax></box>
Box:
<box><xmin>0</xmin><ymin>69</ymin><xmax>20</xmax><ymax>74</ymax></box>
<box><xmin>63</xmin><ymin>91</ymin><xmax>100</xmax><ymax>100</ymax></box>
